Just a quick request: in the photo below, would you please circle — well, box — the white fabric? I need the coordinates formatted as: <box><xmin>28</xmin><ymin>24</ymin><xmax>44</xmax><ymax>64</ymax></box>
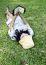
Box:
<box><xmin>6</xmin><ymin>15</ymin><xmax>34</xmax><ymax>39</ymax></box>
<box><xmin>14</xmin><ymin>15</ymin><xmax>28</xmax><ymax>31</ymax></box>
<box><xmin>27</xmin><ymin>26</ymin><xmax>34</xmax><ymax>36</ymax></box>
<box><xmin>8</xmin><ymin>29</ymin><xmax>15</xmax><ymax>37</ymax></box>
<box><xmin>14</xmin><ymin>15</ymin><xmax>34</xmax><ymax>36</ymax></box>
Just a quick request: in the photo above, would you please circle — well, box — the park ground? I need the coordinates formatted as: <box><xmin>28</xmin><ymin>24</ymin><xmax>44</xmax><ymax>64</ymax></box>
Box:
<box><xmin>0</xmin><ymin>0</ymin><xmax>46</xmax><ymax>65</ymax></box>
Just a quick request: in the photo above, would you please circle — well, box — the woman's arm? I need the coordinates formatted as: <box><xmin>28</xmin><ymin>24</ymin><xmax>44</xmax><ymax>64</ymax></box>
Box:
<box><xmin>10</xmin><ymin>15</ymin><xmax>16</xmax><ymax>31</ymax></box>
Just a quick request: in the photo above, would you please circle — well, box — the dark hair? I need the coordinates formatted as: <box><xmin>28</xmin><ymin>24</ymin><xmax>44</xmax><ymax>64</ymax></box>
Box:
<box><xmin>12</xmin><ymin>9</ymin><xmax>14</xmax><ymax>16</ymax></box>
<box><xmin>16</xmin><ymin>5</ymin><xmax>26</xmax><ymax>13</ymax></box>
<box><xmin>12</xmin><ymin>5</ymin><xmax>26</xmax><ymax>15</ymax></box>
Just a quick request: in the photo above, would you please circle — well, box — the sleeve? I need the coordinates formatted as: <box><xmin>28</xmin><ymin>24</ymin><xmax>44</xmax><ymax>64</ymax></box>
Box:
<box><xmin>26</xmin><ymin>24</ymin><xmax>34</xmax><ymax>36</ymax></box>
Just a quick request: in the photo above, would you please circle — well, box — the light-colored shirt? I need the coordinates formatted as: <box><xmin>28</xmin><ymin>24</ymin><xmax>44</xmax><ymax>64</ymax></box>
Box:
<box><xmin>14</xmin><ymin>15</ymin><xmax>28</xmax><ymax>31</ymax></box>
<box><xmin>14</xmin><ymin>15</ymin><xmax>34</xmax><ymax>36</ymax></box>
<box><xmin>6</xmin><ymin>15</ymin><xmax>34</xmax><ymax>38</ymax></box>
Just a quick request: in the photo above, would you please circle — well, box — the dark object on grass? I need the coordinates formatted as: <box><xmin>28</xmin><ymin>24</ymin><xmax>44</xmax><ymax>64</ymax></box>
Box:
<box><xmin>20</xmin><ymin>60</ymin><xmax>28</xmax><ymax>65</ymax></box>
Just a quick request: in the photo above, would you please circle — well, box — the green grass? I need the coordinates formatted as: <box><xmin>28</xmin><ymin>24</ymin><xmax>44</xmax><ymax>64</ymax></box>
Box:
<box><xmin>0</xmin><ymin>0</ymin><xmax>46</xmax><ymax>65</ymax></box>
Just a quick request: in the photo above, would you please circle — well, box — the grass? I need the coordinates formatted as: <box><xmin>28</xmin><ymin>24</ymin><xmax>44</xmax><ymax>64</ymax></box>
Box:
<box><xmin>0</xmin><ymin>0</ymin><xmax>46</xmax><ymax>65</ymax></box>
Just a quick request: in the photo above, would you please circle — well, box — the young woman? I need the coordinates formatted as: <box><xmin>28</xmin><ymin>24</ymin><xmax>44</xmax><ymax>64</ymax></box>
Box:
<box><xmin>6</xmin><ymin>5</ymin><xmax>34</xmax><ymax>45</ymax></box>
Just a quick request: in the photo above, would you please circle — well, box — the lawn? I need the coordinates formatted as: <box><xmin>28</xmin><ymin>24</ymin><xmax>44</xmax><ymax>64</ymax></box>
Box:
<box><xmin>0</xmin><ymin>0</ymin><xmax>46</xmax><ymax>65</ymax></box>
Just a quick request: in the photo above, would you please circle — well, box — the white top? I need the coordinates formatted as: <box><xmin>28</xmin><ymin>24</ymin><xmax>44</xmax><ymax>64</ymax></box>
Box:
<box><xmin>6</xmin><ymin>15</ymin><xmax>34</xmax><ymax>37</ymax></box>
<box><xmin>14</xmin><ymin>15</ymin><xmax>28</xmax><ymax>31</ymax></box>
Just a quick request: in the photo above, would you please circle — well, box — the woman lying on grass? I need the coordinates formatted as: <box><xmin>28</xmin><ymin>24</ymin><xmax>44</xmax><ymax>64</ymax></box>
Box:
<box><xmin>5</xmin><ymin>5</ymin><xmax>34</xmax><ymax>49</ymax></box>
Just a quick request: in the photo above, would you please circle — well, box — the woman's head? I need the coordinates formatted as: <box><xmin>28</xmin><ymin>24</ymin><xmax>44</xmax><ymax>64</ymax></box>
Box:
<box><xmin>13</xmin><ymin>5</ymin><xmax>26</xmax><ymax>15</ymax></box>
<box><xmin>5</xmin><ymin>5</ymin><xmax>26</xmax><ymax>16</ymax></box>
